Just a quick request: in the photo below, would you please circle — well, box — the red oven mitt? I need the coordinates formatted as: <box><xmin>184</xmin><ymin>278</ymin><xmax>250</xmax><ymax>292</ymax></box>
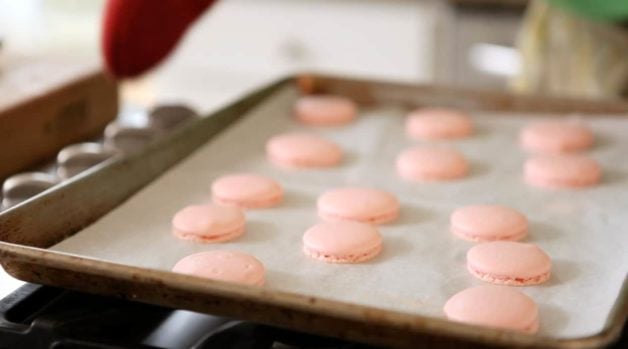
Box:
<box><xmin>102</xmin><ymin>0</ymin><xmax>215</xmax><ymax>79</ymax></box>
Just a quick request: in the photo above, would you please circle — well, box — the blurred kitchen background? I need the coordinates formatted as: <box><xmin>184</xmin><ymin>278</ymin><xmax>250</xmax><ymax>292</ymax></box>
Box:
<box><xmin>0</xmin><ymin>0</ymin><xmax>529</xmax><ymax>113</ymax></box>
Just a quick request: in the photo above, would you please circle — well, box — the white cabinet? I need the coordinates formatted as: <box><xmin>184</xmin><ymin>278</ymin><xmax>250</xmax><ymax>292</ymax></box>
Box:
<box><xmin>150</xmin><ymin>0</ymin><xmax>437</xmax><ymax>111</ymax></box>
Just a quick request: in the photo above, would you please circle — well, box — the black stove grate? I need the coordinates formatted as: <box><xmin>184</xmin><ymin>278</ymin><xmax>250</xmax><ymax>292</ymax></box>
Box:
<box><xmin>0</xmin><ymin>284</ymin><xmax>378</xmax><ymax>349</ymax></box>
<box><xmin>2</xmin><ymin>284</ymin><xmax>625</xmax><ymax>349</ymax></box>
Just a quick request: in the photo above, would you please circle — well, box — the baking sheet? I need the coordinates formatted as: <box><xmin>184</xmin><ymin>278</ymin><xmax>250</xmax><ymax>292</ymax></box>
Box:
<box><xmin>52</xmin><ymin>85</ymin><xmax>628</xmax><ymax>339</ymax></box>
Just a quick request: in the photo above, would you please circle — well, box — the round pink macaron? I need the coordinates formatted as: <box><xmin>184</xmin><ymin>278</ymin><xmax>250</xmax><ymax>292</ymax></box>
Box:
<box><xmin>266</xmin><ymin>132</ymin><xmax>343</xmax><ymax>169</ymax></box>
<box><xmin>450</xmin><ymin>205</ymin><xmax>528</xmax><ymax>242</ymax></box>
<box><xmin>444</xmin><ymin>285</ymin><xmax>539</xmax><ymax>334</ymax></box>
<box><xmin>302</xmin><ymin>221</ymin><xmax>383</xmax><ymax>263</ymax></box>
<box><xmin>172</xmin><ymin>250</ymin><xmax>265</xmax><ymax>286</ymax></box>
<box><xmin>396</xmin><ymin>146</ymin><xmax>469</xmax><ymax>181</ymax></box>
<box><xmin>467</xmin><ymin>241</ymin><xmax>551</xmax><ymax>286</ymax></box>
<box><xmin>524</xmin><ymin>154</ymin><xmax>601</xmax><ymax>188</ymax></box>
<box><xmin>172</xmin><ymin>204</ymin><xmax>246</xmax><ymax>243</ymax></box>
<box><xmin>294</xmin><ymin>95</ymin><xmax>357</xmax><ymax>126</ymax></box>
<box><xmin>406</xmin><ymin>107</ymin><xmax>473</xmax><ymax>140</ymax></box>
<box><xmin>317</xmin><ymin>187</ymin><xmax>400</xmax><ymax>225</ymax></box>
<box><xmin>211</xmin><ymin>174</ymin><xmax>283</xmax><ymax>209</ymax></box>
<box><xmin>520</xmin><ymin>121</ymin><xmax>593</xmax><ymax>154</ymax></box>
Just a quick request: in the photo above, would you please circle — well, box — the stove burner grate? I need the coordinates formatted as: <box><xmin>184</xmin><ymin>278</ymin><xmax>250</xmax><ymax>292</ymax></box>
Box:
<box><xmin>0</xmin><ymin>284</ymin><xmax>377</xmax><ymax>349</ymax></box>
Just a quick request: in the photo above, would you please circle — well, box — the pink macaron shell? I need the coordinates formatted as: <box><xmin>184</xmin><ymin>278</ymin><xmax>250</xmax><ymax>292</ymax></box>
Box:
<box><xmin>467</xmin><ymin>241</ymin><xmax>551</xmax><ymax>286</ymax></box>
<box><xmin>406</xmin><ymin>108</ymin><xmax>473</xmax><ymax>140</ymax></box>
<box><xmin>450</xmin><ymin>205</ymin><xmax>528</xmax><ymax>242</ymax></box>
<box><xmin>520</xmin><ymin>121</ymin><xmax>593</xmax><ymax>154</ymax></box>
<box><xmin>172</xmin><ymin>204</ymin><xmax>246</xmax><ymax>243</ymax></box>
<box><xmin>211</xmin><ymin>174</ymin><xmax>283</xmax><ymax>209</ymax></box>
<box><xmin>302</xmin><ymin>221</ymin><xmax>383</xmax><ymax>263</ymax></box>
<box><xmin>266</xmin><ymin>133</ymin><xmax>343</xmax><ymax>169</ymax></box>
<box><xmin>396</xmin><ymin>146</ymin><xmax>469</xmax><ymax>181</ymax></box>
<box><xmin>172</xmin><ymin>250</ymin><xmax>265</xmax><ymax>286</ymax></box>
<box><xmin>317</xmin><ymin>187</ymin><xmax>400</xmax><ymax>225</ymax></box>
<box><xmin>524</xmin><ymin>155</ymin><xmax>601</xmax><ymax>189</ymax></box>
<box><xmin>294</xmin><ymin>95</ymin><xmax>357</xmax><ymax>126</ymax></box>
<box><xmin>444</xmin><ymin>285</ymin><xmax>539</xmax><ymax>334</ymax></box>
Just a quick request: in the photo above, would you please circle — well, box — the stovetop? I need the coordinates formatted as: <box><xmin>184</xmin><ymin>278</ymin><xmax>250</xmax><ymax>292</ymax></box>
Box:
<box><xmin>0</xmin><ymin>284</ymin><xmax>378</xmax><ymax>349</ymax></box>
<box><xmin>1</xmin><ymin>283</ymin><xmax>627</xmax><ymax>349</ymax></box>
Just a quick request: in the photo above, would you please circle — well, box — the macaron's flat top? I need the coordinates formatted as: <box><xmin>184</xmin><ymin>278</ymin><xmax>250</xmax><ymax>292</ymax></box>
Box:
<box><xmin>302</xmin><ymin>221</ymin><xmax>383</xmax><ymax>256</ymax></box>
<box><xmin>294</xmin><ymin>95</ymin><xmax>357</xmax><ymax>126</ymax></box>
<box><xmin>451</xmin><ymin>205</ymin><xmax>528</xmax><ymax>241</ymax></box>
<box><xmin>172</xmin><ymin>250</ymin><xmax>265</xmax><ymax>286</ymax></box>
<box><xmin>444</xmin><ymin>285</ymin><xmax>539</xmax><ymax>333</ymax></box>
<box><xmin>172</xmin><ymin>204</ymin><xmax>245</xmax><ymax>238</ymax></box>
<box><xmin>211</xmin><ymin>174</ymin><xmax>283</xmax><ymax>208</ymax></box>
<box><xmin>521</xmin><ymin>121</ymin><xmax>593</xmax><ymax>154</ymax></box>
<box><xmin>396</xmin><ymin>146</ymin><xmax>468</xmax><ymax>181</ymax></box>
<box><xmin>467</xmin><ymin>241</ymin><xmax>551</xmax><ymax>279</ymax></box>
<box><xmin>266</xmin><ymin>132</ymin><xmax>343</xmax><ymax>168</ymax></box>
<box><xmin>525</xmin><ymin>154</ymin><xmax>601</xmax><ymax>187</ymax></box>
<box><xmin>317</xmin><ymin>187</ymin><xmax>400</xmax><ymax>224</ymax></box>
<box><xmin>406</xmin><ymin>108</ymin><xmax>473</xmax><ymax>140</ymax></box>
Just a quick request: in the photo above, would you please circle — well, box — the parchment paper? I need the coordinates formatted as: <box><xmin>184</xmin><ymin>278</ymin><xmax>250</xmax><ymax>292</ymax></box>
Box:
<box><xmin>52</xmin><ymin>86</ymin><xmax>628</xmax><ymax>338</ymax></box>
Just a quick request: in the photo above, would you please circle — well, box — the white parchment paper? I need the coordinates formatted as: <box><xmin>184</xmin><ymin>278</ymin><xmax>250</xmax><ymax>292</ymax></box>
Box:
<box><xmin>52</xmin><ymin>86</ymin><xmax>628</xmax><ymax>338</ymax></box>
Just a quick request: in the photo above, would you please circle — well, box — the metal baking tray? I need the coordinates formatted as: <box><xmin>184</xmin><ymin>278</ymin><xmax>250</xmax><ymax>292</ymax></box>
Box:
<box><xmin>1</xmin><ymin>74</ymin><xmax>627</xmax><ymax>348</ymax></box>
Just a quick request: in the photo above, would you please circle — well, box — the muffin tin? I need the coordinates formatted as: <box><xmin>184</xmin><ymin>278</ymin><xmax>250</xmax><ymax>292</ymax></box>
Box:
<box><xmin>0</xmin><ymin>104</ymin><xmax>198</xmax><ymax>210</ymax></box>
<box><xmin>0</xmin><ymin>75</ymin><xmax>626</xmax><ymax>349</ymax></box>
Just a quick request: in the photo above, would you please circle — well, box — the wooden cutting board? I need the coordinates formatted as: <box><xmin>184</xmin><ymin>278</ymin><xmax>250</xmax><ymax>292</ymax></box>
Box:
<box><xmin>0</xmin><ymin>56</ymin><xmax>118</xmax><ymax>179</ymax></box>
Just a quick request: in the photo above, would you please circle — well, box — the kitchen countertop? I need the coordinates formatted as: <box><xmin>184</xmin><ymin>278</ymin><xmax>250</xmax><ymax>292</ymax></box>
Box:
<box><xmin>0</xmin><ymin>267</ymin><xmax>24</xmax><ymax>298</ymax></box>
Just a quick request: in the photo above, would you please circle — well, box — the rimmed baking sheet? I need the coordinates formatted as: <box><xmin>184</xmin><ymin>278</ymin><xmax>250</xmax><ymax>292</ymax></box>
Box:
<box><xmin>50</xmin><ymin>83</ymin><xmax>628</xmax><ymax>339</ymax></box>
